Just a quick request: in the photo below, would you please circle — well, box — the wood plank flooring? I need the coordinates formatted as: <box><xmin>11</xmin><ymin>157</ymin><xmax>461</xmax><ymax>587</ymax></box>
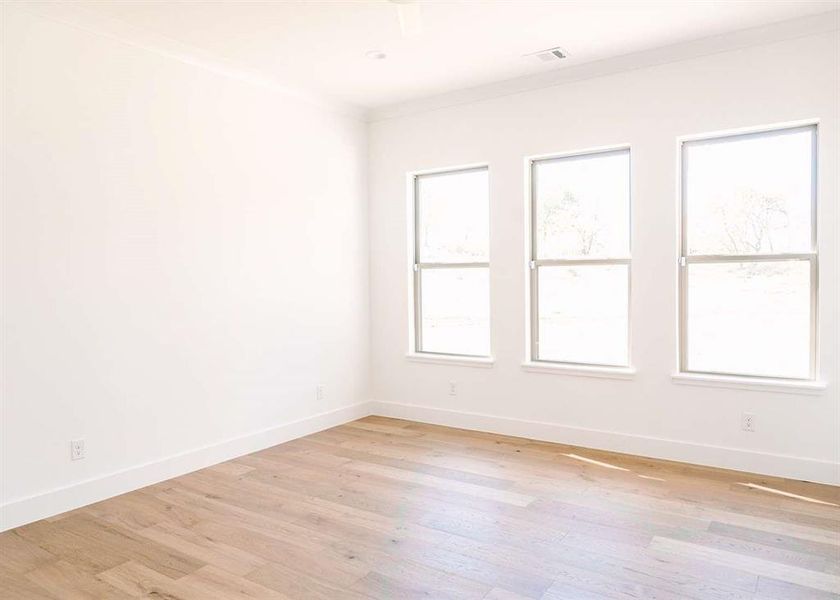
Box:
<box><xmin>1</xmin><ymin>416</ymin><xmax>838</xmax><ymax>599</ymax></box>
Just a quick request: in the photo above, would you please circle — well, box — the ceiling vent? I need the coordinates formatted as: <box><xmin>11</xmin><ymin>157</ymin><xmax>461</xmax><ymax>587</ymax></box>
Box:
<box><xmin>528</xmin><ymin>47</ymin><xmax>568</xmax><ymax>62</ymax></box>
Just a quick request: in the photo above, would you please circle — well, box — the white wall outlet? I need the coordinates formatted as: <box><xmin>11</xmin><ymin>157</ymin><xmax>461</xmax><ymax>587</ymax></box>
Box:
<box><xmin>316</xmin><ymin>384</ymin><xmax>325</xmax><ymax>401</ymax></box>
<box><xmin>448</xmin><ymin>381</ymin><xmax>457</xmax><ymax>396</ymax></box>
<box><xmin>70</xmin><ymin>439</ymin><xmax>85</xmax><ymax>460</ymax></box>
<box><xmin>741</xmin><ymin>412</ymin><xmax>755</xmax><ymax>432</ymax></box>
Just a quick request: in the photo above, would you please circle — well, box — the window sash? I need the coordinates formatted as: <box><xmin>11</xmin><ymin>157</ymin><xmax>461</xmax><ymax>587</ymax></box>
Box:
<box><xmin>678</xmin><ymin>255</ymin><xmax>817</xmax><ymax>380</ymax></box>
<box><xmin>412</xmin><ymin>166</ymin><xmax>490</xmax><ymax>358</ymax></box>
<box><xmin>531</xmin><ymin>147</ymin><xmax>631</xmax><ymax>261</ymax></box>
<box><xmin>681</xmin><ymin>253</ymin><xmax>814</xmax><ymax>265</ymax></box>
<box><xmin>532</xmin><ymin>257</ymin><xmax>631</xmax><ymax>267</ymax></box>
<box><xmin>414</xmin><ymin>166</ymin><xmax>489</xmax><ymax>265</ymax></box>
<box><xmin>413</xmin><ymin>263</ymin><xmax>490</xmax><ymax>356</ymax></box>
<box><xmin>529</xmin><ymin>260</ymin><xmax>631</xmax><ymax>367</ymax></box>
<box><xmin>528</xmin><ymin>147</ymin><xmax>632</xmax><ymax>367</ymax></box>
<box><xmin>678</xmin><ymin>124</ymin><xmax>818</xmax><ymax>381</ymax></box>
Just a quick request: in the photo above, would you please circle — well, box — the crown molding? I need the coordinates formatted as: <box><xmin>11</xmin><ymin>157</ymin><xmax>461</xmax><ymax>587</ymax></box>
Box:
<box><xmin>8</xmin><ymin>1</ymin><xmax>366</xmax><ymax>121</ymax></box>
<box><xmin>366</xmin><ymin>10</ymin><xmax>840</xmax><ymax>123</ymax></box>
<box><xmin>8</xmin><ymin>3</ymin><xmax>838</xmax><ymax>126</ymax></box>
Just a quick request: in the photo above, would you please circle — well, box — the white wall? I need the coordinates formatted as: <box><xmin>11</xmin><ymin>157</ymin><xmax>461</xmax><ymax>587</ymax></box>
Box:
<box><xmin>2</xmin><ymin>7</ymin><xmax>838</xmax><ymax>534</ymax></box>
<box><xmin>1</xmin><ymin>6</ymin><xmax>370</xmax><ymax>529</ymax></box>
<box><xmin>368</xmin><ymin>30</ymin><xmax>840</xmax><ymax>484</ymax></box>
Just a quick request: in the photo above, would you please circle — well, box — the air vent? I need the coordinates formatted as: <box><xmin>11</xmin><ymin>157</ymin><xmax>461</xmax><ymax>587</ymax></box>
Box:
<box><xmin>527</xmin><ymin>47</ymin><xmax>568</xmax><ymax>62</ymax></box>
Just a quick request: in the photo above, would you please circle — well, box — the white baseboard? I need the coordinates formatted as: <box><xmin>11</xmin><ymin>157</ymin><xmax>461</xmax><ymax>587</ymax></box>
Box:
<box><xmin>372</xmin><ymin>401</ymin><xmax>840</xmax><ymax>486</ymax></box>
<box><xmin>0</xmin><ymin>401</ymin><xmax>374</xmax><ymax>532</ymax></box>
<box><xmin>4</xmin><ymin>398</ymin><xmax>835</xmax><ymax>532</ymax></box>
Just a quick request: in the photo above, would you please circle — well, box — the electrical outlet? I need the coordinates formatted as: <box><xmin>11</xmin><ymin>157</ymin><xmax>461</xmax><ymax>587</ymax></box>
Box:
<box><xmin>70</xmin><ymin>439</ymin><xmax>85</xmax><ymax>461</ymax></box>
<box><xmin>741</xmin><ymin>412</ymin><xmax>755</xmax><ymax>433</ymax></box>
<box><xmin>316</xmin><ymin>385</ymin><xmax>324</xmax><ymax>401</ymax></box>
<box><xmin>448</xmin><ymin>382</ymin><xmax>457</xmax><ymax>396</ymax></box>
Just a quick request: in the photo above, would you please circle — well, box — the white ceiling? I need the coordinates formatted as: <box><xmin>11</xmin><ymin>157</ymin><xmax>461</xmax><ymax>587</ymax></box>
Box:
<box><xmin>22</xmin><ymin>1</ymin><xmax>839</xmax><ymax>110</ymax></box>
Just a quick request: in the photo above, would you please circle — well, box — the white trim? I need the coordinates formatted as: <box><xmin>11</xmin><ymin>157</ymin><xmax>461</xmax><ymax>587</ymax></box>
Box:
<box><xmin>672</xmin><ymin>372</ymin><xmax>827</xmax><ymax>395</ymax></box>
<box><xmin>526</xmin><ymin>146</ymin><xmax>633</xmax><ymax>368</ymax></box>
<box><xmin>4</xmin><ymin>399</ymin><xmax>836</xmax><ymax>532</ymax></box>
<box><xmin>676</xmin><ymin>118</ymin><xmax>821</xmax><ymax>144</ymax></box>
<box><xmin>408</xmin><ymin>165</ymin><xmax>492</xmax><ymax>357</ymax></box>
<box><xmin>407</xmin><ymin>162</ymin><xmax>490</xmax><ymax>178</ymax></box>
<box><xmin>368</xmin><ymin>11</ymin><xmax>840</xmax><ymax>122</ymax></box>
<box><xmin>525</xmin><ymin>143</ymin><xmax>632</xmax><ymax>164</ymax></box>
<box><xmin>677</xmin><ymin>123</ymin><xmax>820</xmax><ymax>380</ymax></box>
<box><xmin>0</xmin><ymin>401</ymin><xmax>374</xmax><ymax>532</ymax></box>
<box><xmin>371</xmin><ymin>401</ymin><xmax>840</xmax><ymax>485</ymax></box>
<box><xmin>521</xmin><ymin>361</ymin><xmax>636</xmax><ymax>380</ymax></box>
<box><xmin>406</xmin><ymin>353</ymin><xmax>495</xmax><ymax>368</ymax></box>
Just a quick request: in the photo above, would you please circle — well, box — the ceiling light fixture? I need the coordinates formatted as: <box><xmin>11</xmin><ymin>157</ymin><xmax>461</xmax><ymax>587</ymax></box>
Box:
<box><xmin>365</xmin><ymin>50</ymin><xmax>387</xmax><ymax>60</ymax></box>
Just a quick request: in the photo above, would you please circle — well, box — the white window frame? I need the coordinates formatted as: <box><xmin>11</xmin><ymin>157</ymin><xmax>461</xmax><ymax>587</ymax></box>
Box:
<box><xmin>409</xmin><ymin>165</ymin><xmax>491</xmax><ymax>359</ymax></box>
<box><xmin>677</xmin><ymin>123</ymin><xmax>818</xmax><ymax>382</ymax></box>
<box><xmin>526</xmin><ymin>146</ymin><xmax>632</xmax><ymax>369</ymax></box>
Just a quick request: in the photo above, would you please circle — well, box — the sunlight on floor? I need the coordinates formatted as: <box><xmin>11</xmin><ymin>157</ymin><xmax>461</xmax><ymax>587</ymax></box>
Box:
<box><xmin>563</xmin><ymin>452</ymin><xmax>669</xmax><ymax>481</ymax></box>
<box><xmin>737</xmin><ymin>482</ymin><xmax>839</xmax><ymax>506</ymax></box>
<box><xmin>563</xmin><ymin>453</ymin><xmax>630</xmax><ymax>471</ymax></box>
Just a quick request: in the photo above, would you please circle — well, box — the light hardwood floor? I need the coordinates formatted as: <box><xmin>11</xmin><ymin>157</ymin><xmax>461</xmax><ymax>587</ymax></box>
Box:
<box><xmin>1</xmin><ymin>416</ymin><xmax>839</xmax><ymax>599</ymax></box>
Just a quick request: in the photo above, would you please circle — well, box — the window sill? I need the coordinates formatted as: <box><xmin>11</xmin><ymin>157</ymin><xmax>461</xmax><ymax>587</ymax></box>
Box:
<box><xmin>405</xmin><ymin>353</ymin><xmax>495</xmax><ymax>368</ymax></box>
<box><xmin>671</xmin><ymin>372</ymin><xmax>827</xmax><ymax>395</ymax></box>
<box><xmin>521</xmin><ymin>361</ymin><xmax>636</xmax><ymax>380</ymax></box>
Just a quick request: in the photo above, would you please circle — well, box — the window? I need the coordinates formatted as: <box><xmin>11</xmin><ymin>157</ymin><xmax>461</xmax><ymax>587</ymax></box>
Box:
<box><xmin>528</xmin><ymin>148</ymin><xmax>631</xmax><ymax>367</ymax></box>
<box><xmin>679</xmin><ymin>125</ymin><xmax>817</xmax><ymax>380</ymax></box>
<box><xmin>412</xmin><ymin>166</ymin><xmax>490</xmax><ymax>357</ymax></box>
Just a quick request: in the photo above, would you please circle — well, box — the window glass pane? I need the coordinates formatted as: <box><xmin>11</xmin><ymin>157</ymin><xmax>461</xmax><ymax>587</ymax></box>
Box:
<box><xmin>417</xmin><ymin>169</ymin><xmax>488</xmax><ymax>263</ymax></box>
<box><xmin>684</xmin><ymin>128</ymin><xmax>813</xmax><ymax>256</ymax></box>
<box><xmin>537</xmin><ymin>265</ymin><xmax>629</xmax><ymax>366</ymax></box>
<box><xmin>686</xmin><ymin>261</ymin><xmax>810</xmax><ymax>379</ymax></box>
<box><xmin>534</xmin><ymin>150</ymin><xmax>630</xmax><ymax>259</ymax></box>
<box><xmin>420</xmin><ymin>268</ymin><xmax>490</xmax><ymax>356</ymax></box>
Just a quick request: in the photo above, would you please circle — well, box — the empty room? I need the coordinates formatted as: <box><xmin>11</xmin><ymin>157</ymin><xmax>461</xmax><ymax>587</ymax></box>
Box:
<box><xmin>1</xmin><ymin>0</ymin><xmax>839</xmax><ymax>598</ymax></box>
